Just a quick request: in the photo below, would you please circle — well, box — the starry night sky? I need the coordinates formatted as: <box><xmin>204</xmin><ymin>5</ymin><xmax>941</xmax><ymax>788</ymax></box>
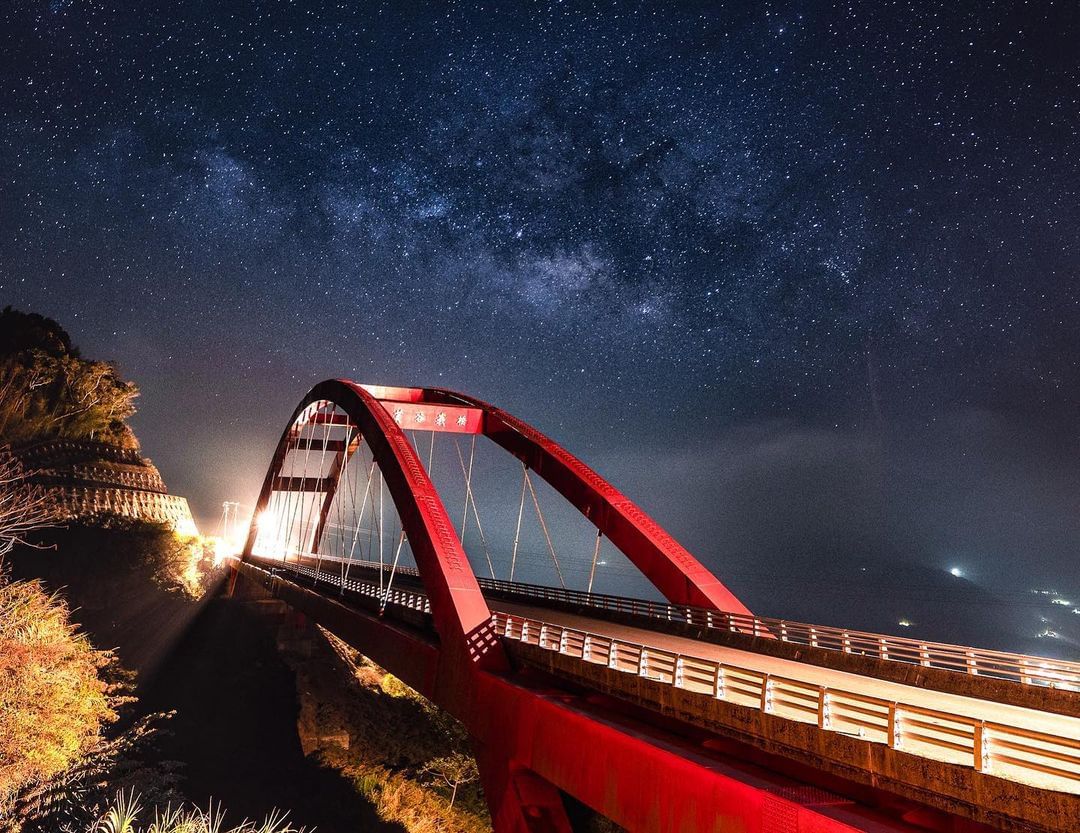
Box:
<box><xmin>3</xmin><ymin>2</ymin><xmax>1079</xmax><ymax>640</ymax></box>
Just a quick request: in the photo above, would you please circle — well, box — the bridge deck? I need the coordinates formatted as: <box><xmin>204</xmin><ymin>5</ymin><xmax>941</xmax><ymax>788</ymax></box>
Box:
<box><xmin>240</xmin><ymin>555</ymin><xmax>1080</xmax><ymax>830</ymax></box>
<box><xmin>493</xmin><ymin>597</ymin><xmax>1080</xmax><ymax>766</ymax></box>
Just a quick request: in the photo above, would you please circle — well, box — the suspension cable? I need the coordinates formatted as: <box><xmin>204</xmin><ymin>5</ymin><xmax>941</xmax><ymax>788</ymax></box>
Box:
<box><xmin>331</xmin><ymin>427</ymin><xmax>356</xmax><ymax>574</ymax></box>
<box><xmin>295</xmin><ymin>405</ymin><xmax>327</xmax><ymax>564</ymax></box>
<box><xmin>378</xmin><ymin>468</ymin><xmax>385</xmax><ymax>595</ymax></box>
<box><xmin>270</xmin><ymin>423</ymin><xmax>299</xmax><ymax>561</ymax></box>
<box><xmin>454</xmin><ymin>437</ymin><xmax>495</xmax><ymax>578</ymax></box>
<box><xmin>457</xmin><ymin>436</ymin><xmax>476</xmax><ymax>541</ymax></box>
<box><xmin>509</xmin><ymin>462</ymin><xmax>528</xmax><ymax>583</ymax></box>
<box><xmin>343</xmin><ymin>455</ymin><xmax>377</xmax><ymax>591</ymax></box>
<box><xmin>286</xmin><ymin>413</ymin><xmax>317</xmax><ymax>567</ymax></box>
<box><xmin>341</xmin><ymin>434</ymin><xmax>364</xmax><ymax>590</ymax></box>
<box><xmin>381</xmin><ymin>530</ymin><xmax>407</xmax><ymax>614</ymax></box>
<box><xmin>311</xmin><ymin>408</ymin><xmax>334</xmax><ymax>578</ymax></box>
<box><xmin>587</xmin><ymin>528</ymin><xmax>603</xmax><ymax>595</ymax></box>
<box><xmin>524</xmin><ymin>467</ymin><xmax>566</xmax><ymax>588</ymax></box>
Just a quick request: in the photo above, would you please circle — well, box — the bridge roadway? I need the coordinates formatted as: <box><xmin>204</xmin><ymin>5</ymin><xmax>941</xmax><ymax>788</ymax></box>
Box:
<box><xmin>245</xmin><ymin>553</ymin><xmax>1080</xmax><ymax>831</ymax></box>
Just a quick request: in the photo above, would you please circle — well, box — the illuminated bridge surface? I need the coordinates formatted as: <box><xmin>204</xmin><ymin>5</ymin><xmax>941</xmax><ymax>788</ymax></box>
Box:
<box><xmin>233</xmin><ymin>379</ymin><xmax>1080</xmax><ymax>833</ymax></box>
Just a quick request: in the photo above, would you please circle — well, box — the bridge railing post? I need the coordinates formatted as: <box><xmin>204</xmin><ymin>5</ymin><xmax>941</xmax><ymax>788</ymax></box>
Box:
<box><xmin>759</xmin><ymin>674</ymin><xmax>772</xmax><ymax>713</ymax></box>
<box><xmin>714</xmin><ymin>665</ymin><xmax>725</xmax><ymax>699</ymax></box>
<box><xmin>919</xmin><ymin>644</ymin><xmax>931</xmax><ymax>666</ymax></box>
<box><xmin>638</xmin><ymin>647</ymin><xmax>649</xmax><ymax>678</ymax></box>
<box><xmin>879</xmin><ymin>637</ymin><xmax>889</xmax><ymax>660</ymax></box>
<box><xmin>582</xmin><ymin>634</ymin><xmax>592</xmax><ymax>661</ymax></box>
<box><xmin>965</xmin><ymin>650</ymin><xmax>978</xmax><ymax>675</ymax></box>
<box><xmin>974</xmin><ymin>722</ymin><xmax>990</xmax><ymax>773</ymax></box>
<box><xmin>887</xmin><ymin>703</ymin><xmax>901</xmax><ymax>749</ymax></box>
<box><xmin>674</xmin><ymin>656</ymin><xmax>685</xmax><ymax>688</ymax></box>
<box><xmin>608</xmin><ymin>641</ymin><xmax>620</xmax><ymax>670</ymax></box>
<box><xmin>817</xmin><ymin>687</ymin><xmax>830</xmax><ymax>729</ymax></box>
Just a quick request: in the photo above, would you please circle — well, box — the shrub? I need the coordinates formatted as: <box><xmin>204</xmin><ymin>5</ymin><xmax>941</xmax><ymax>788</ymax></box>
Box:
<box><xmin>0</xmin><ymin>578</ymin><xmax>113</xmax><ymax>813</ymax></box>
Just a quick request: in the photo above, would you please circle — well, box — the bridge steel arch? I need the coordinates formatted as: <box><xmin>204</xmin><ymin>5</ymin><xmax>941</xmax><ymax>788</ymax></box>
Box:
<box><xmin>240</xmin><ymin>380</ymin><xmax>502</xmax><ymax>672</ymax></box>
<box><xmin>358</xmin><ymin>383</ymin><xmax>751</xmax><ymax>614</ymax></box>
<box><xmin>237</xmin><ymin>381</ymin><xmax>914</xmax><ymax>832</ymax></box>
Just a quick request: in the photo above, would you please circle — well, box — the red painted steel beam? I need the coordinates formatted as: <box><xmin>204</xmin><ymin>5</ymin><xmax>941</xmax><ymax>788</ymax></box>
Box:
<box><xmin>309</xmin><ymin>412</ymin><xmax>352</xmax><ymax>425</ymax></box>
<box><xmin>376</xmin><ymin>400</ymin><xmax>484</xmax><ymax>434</ymax></box>
<box><xmin>362</xmin><ymin>384</ymin><xmax>750</xmax><ymax>615</ymax></box>
<box><xmin>290</xmin><ymin>437</ymin><xmax>347</xmax><ymax>452</ymax></box>
<box><xmin>272</xmin><ymin>475</ymin><xmax>335</xmax><ymax>492</ymax></box>
<box><xmin>467</xmin><ymin>670</ymin><xmax>916</xmax><ymax>833</ymax></box>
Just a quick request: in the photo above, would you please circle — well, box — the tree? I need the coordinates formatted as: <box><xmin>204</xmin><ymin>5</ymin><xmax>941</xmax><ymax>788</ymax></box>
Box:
<box><xmin>419</xmin><ymin>753</ymin><xmax>479</xmax><ymax>809</ymax></box>
<box><xmin>0</xmin><ymin>308</ymin><xmax>139</xmax><ymax>449</ymax></box>
<box><xmin>0</xmin><ymin>448</ymin><xmax>57</xmax><ymax>559</ymax></box>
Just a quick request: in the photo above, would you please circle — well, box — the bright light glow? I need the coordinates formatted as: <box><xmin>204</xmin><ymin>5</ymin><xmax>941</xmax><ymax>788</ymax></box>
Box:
<box><xmin>251</xmin><ymin>509</ymin><xmax>286</xmax><ymax>559</ymax></box>
<box><xmin>898</xmin><ymin>619</ymin><xmax>913</xmax><ymax>628</ymax></box>
<box><xmin>949</xmin><ymin>566</ymin><xmax>963</xmax><ymax>577</ymax></box>
<box><xmin>173</xmin><ymin>518</ymin><xmax>199</xmax><ymax>538</ymax></box>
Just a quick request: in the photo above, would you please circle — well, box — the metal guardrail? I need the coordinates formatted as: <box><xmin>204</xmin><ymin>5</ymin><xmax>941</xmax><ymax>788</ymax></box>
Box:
<box><xmin>250</xmin><ymin>555</ymin><xmax>1080</xmax><ymax>795</ymax></box>
<box><xmin>476</xmin><ymin>576</ymin><xmax>1080</xmax><ymax>690</ymax></box>
<box><xmin>265</xmin><ymin>551</ymin><xmax>1080</xmax><ymax>691</ymax></box>
<box><xmin>269</xmin><ymin>560</ymin><xmax>432</xmax><ymax>613</ymax></box>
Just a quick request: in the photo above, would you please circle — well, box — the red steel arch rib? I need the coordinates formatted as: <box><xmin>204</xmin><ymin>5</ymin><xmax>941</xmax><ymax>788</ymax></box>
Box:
<box><xmin>361</xmin><ymin>383</ymin><xmax>752</xmax><ymax>615</ymax></box>
<box><xmin>240</xmin><ymin>379</ymin><xmax>505</xmax><ymax>674</ymax></box>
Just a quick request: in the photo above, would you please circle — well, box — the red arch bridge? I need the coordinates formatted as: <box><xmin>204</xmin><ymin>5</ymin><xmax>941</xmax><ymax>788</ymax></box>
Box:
<box><xmin>229</xmin><ymin>379</ymin><xmax>1080</xmax><ymax>833</ymax></box>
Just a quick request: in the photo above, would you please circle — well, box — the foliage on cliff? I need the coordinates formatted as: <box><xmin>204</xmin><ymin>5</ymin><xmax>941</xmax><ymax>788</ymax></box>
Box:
<box><xmin>0</xmin><ymin>578</ymin><xmax>115</xmax><ymax>814</ymax></box>
<box><xmin>27</xmin><ymin>521</ymin><xmax>222</xmax><ymax>601</ymax></box>
<box><xmin>0</xmin><ymin>307</ymin><xmax>139</xmax><ymax>448</ymax></box>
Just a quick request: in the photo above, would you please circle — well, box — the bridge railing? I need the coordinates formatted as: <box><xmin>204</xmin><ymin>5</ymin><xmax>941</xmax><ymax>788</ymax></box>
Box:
<box><xmin>476</xmin><ymin>575</ymin><xmax>1080</xmax><ymax>690</ymax></box>
<box><xmin>492</xmin><ymin>610</ymin><xmax>1080</xmax><ymax>795</ymax></box>
<box><xmin>248</xmin><ymin>555</ymin><xmax>1080</xmax><ymax>794</ymax></box>
<box><xmin>256</xmin><ymin>552</ymin><xmax>1080</xmax><ymax>690</ymax></box>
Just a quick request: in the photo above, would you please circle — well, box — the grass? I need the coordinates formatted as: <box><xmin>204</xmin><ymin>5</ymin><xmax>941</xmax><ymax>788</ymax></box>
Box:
<box><xmin>92</xmin><ymin>792</ymin><xmax>305</xmax><ymax>833</ymax></box>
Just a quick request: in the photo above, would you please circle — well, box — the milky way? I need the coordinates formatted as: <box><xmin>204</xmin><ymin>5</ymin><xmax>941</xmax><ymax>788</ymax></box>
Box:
<box><xmin>2</xmin><ymin>2</ymin><xmax>1079</xmax><ymax>640</ymax></box>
